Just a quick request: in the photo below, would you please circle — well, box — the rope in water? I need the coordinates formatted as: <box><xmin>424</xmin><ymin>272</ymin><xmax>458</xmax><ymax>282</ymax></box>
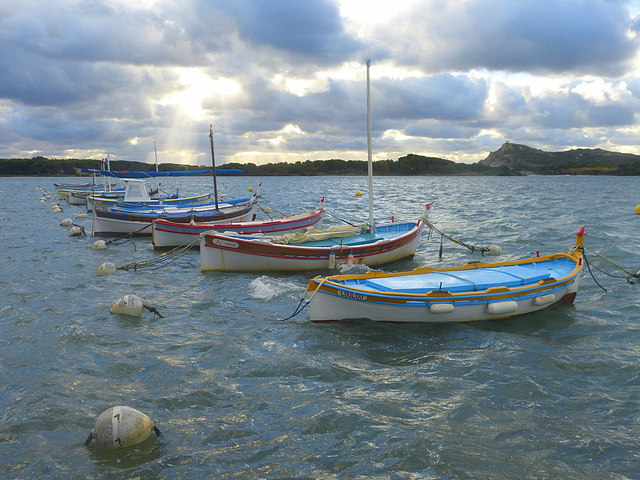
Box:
<box><xmin>116</xmin><ymin>234</ymin><xmax>201</xmax><ymax>272</ymax></box>
<box><xmin>583</xmin><ymin>245</ymin><xmax>640</xmax><ymax>283</ymax></box>
<box><xmin>424</xmin><ymin>218</ymin><xmax>494</xmax><ymax>256</ymax></box>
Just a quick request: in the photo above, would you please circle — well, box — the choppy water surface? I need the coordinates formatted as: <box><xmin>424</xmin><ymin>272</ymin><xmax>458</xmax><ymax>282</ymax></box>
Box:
<box><xmin>1</xmin><ymin>175</ymin><xmax>639</xmax><ymax>479</ymax></box>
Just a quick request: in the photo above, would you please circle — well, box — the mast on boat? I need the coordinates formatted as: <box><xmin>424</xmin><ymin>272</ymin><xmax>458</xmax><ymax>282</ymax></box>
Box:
<box><xmin>154</xmin><ymin>140</ymin><xmax>160</xmax><ymax>191</ymax></box>
<box><xmin>366</xmin><ymin>59</ymin><xmax>375</xmax><ymax>232</ymax></box>
<box><xmin>209</xmin><ymin>125</ymin><xmax>220</xmax><ymax>210</ymax></box>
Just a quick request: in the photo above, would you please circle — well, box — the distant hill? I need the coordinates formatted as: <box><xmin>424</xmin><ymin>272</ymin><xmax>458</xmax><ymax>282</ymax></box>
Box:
<box><xmin>480</xmin><ymin>142</ymin><xmax>640</xmax><ymax>174</ymax></box>
<box><xmin>2</xmin><ymin>144</ymin><xmax>640</xmax><ymax>176</ymax></box>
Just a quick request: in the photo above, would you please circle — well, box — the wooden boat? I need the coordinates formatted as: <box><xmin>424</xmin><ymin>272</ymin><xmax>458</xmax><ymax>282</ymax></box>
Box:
<box><xmin>87</xmin><ymin>178</ymin><xmax>213</xmax><ymax>211</ymax></box>
<box><xmin>304</xmin><ymin>228</ymin><xmax>585</xmax><ymax>323</ymax></box>
<box><xmin>152</xmin><ymin>202</ymin><xmax>325</xmax><ymax>250</ymax></box>
<box><xmin>200</xmin><ymin>60</ymin><xmax>426</xmax><ymax>273</ymax></box>
<box><xmin>200</xmin><ymin>215</ymin><xmax>426</xmax><ymax>272</ymax></box>
<box><xmin>92</xmin><ymin>197</ymin><xmax>258</xmax><ymax>236</ymax></box>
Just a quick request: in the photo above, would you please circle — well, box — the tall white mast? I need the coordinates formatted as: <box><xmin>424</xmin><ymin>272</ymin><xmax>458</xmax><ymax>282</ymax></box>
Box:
<box><xmin>366</xmin><ymin>59</ymin><xmax>374</xmax><ymax>232</ymax></box>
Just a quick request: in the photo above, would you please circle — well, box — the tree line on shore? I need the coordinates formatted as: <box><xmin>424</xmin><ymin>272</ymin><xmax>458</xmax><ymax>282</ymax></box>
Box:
<box><xmin>1</xmin><ymin>150</ymin><xmax>639</xmax><ymax>176</ymax></box>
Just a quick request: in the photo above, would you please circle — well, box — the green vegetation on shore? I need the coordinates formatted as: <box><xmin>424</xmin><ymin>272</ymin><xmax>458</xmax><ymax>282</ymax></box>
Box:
<box><xmin>2</xmin><ymin>143</ymin><xmax>640</xmax><ymax>176</ymax></box>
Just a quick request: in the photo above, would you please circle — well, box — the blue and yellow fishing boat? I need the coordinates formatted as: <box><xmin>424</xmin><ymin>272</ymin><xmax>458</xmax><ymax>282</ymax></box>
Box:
<box><xmin>306</xmin><ymin>228</ymin><xmax>585</xmax><ymax>323</ymax></box>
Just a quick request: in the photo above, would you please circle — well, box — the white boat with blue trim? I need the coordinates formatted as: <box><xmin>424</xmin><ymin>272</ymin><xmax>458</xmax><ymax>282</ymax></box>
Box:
<box><xmin>305</xmin><ymin>228</ymin><xmax>585</xmax><ymax>323</ymax></box>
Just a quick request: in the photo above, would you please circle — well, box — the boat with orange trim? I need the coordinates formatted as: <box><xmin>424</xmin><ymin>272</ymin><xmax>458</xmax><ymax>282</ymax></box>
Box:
<box><xmin>304</xmin><ymin>228</ymin><xmax>585</xmax><ymax>323</ymax></box>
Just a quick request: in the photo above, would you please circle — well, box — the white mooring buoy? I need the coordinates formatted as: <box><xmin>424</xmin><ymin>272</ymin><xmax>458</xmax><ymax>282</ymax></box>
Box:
<box><xmin>96</xmin><ymin>262</ymin><xmax>117</xmax><ymax>276</ymax></box>
<box><xmin>69</xmin><ymin>226</ymin><xmax>83</xmax><ymax>237</ymax></box>
<box><xmin>91</xmin><ymin>240</ymin><xmax>107</xmax><ymax>250</ymax></box>
<box><xmin>111</xmin><ymin>294</ymin><xmax>144</xmax><ymax>317</ymax></box>
<box><xmin>85</xmin><ymin>406</ymin><xmax>161</xmax><ymax>449</ymax></box>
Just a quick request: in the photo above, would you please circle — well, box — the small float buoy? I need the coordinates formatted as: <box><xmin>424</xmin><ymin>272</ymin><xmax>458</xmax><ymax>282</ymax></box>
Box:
<box><xmin>248</xmin><ymin>187</ymin><xmax>253</xmax><ymax>192</ymax></box>
<box><xmin>263</xmin><ymin>207</ymin><xmax>272</xmax><ymax>214</ymax></box>
<box><xmin>111</xmin><ymin>294</ymin><xmax>144</xmax><ymax>317</ymax></box>
<box><xmin>53</xmin><ymin>207</ymin><xmax>63</xmax><ymax>214</ymax></box>
<box><xmin>92</xmin><ymin>240</ymin><xmax>107</xmax><ymax>250</ymax></box>
<box><xmin>488</xmin><ymin>245</ymin><xmax>502</xmax><ymax>255</ymax></box>
<box><xmin>60</xmin><ymin>218</ymin><xmax>73</xmax><ymax>227</ymax></box>
<box><xmin>69</xmin><ymin>226</ymin><xmax>83</xmax><ymax>236</ymax></box>
<box><xmin>96</xmin><ymin>262</ymin><xmax>117</xmax><ymax>276</ymax></box>
<box><xmin>85</xmin><ymin>406</ymin><xmax>161</xmax><ymax>449</ymax></box>
<box><xmin>635</xmin><ymin>205</ymin><xmax>640</xmax><ymax>215</ymax></box>
<box><xmin>355</xmin><ymin>191</ymin><xmax>362</xmax><ymax>197</ymax></box>
<box><xmin>76</xmin><ymin>213</ymin><xmax>89</xmax><ymax>219</ymax></box>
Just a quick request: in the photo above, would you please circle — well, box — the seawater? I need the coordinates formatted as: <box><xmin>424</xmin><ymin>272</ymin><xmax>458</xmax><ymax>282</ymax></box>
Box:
<box><xmin>1</xmin><ymin>175</ymin><xmax>639</xmax><ymax>479</ymax></box>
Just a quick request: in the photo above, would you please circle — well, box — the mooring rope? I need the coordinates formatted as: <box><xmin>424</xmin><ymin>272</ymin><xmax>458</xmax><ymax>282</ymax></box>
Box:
<box><xmin>116</xmin><ymin>233</ymin><xmax>201</xmax><ymax>272</ymax></box>
<box><xmin>583</xmin><ymin>245</ymin><xmax>639</xmax><ymax>283</ymax></box>
<box><xmin>323</xmin><ymin>210</ymin><xmax>360</xmax><ymax>228</ymax></box>
<box><xmin>424</xmin><ymin>218</ymin><xmax>493</xmax><ymax>256</ymax></box>
<box><xmin>104</xmin><ymin>223</ymin><xmax>154</xmax><ymax>250</ymax></box>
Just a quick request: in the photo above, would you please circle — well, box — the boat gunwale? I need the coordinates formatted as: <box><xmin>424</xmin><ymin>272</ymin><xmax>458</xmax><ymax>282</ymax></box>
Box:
<box><xmin>309</xmin><ymin>250</ymin><xmax>582</xmax><ymax>303</ymax></box>
<box><xmin>201</xmin><ymin>218</ymin><xmax>424</xmax><ymax>256</ymax></box>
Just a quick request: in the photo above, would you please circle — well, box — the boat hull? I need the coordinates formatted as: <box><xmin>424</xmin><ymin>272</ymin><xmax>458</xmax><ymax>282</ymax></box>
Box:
<box><xmin>200</xmin><ymin>220</ymin><xmax>425</xmax><ymax>272</ymax></box>
<box><xmin>152</xmin><ymin>209</ymin><xmax>324</xmax><ymax>249</ymax></box>
<box><xmin>92</xmin><ymin>202</ymin><xmax>257</xmax><ymax>236</ymax></box>
<box><xmin>307</xmin><ymin>242</ymin><xmax>584</xmax><ymax>323</ymax></box>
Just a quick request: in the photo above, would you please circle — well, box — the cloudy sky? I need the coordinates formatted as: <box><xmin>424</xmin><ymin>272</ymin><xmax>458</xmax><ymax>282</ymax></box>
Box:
<box><xmin>2</xmin><ymin>0</ymin><xmax>640</xmax><ymax>166</ymax></box>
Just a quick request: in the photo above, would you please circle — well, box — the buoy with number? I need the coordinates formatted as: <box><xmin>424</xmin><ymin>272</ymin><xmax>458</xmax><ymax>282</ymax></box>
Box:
<box><xmin>84</xmin><ymin>406</ymin><xmax>161</xmax><ymax>449</ymax></box>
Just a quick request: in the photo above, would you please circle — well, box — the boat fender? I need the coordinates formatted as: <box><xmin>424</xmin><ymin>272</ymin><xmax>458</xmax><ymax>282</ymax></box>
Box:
<box><xmin>76</xmin><ymin>213</ymin><xmax>89</xmax><ymax>219</ymax></box>
<box><xmin>111</xmin><ymin>294</ymin><xmax>144</xmax><ymax>317</ymax></box>
<box><xmin>69</xmin><ymin>226</ymin><xmax>84</xmax><ymax>237</ymax></box>
<box><xmin>486</xmin><ymin>301</ymin><xmax>518</xmax><ymax>315</ymax></box>
<box><xmin>328</xmin><ymin>249</ymin><xmax>336</xmax><ymax>269</ymax></box>
<box><xmin>60</xmin><ymin>218</ymin><xmax>73</xmax><ymax>227</ymax></box>
<box><xmin>84</xmin><ymin>406</ymin><xmax>161</xmax><ymax>449</ymax></box>
<box><xmin>96</xmin><ymin>262</ymin><xmax>117</xmax><ymax>276</ymax></box>
<box><xmin>533</xmin><ymin>294</ymin><xmax>556</xmax><ymax>306</ymax></box>
<box><xmin>636</xmin><ymin>205</ymin><xmax>640</xmax><ymax>215</ymax></box>
<box><xmin>488</xmin><ymin>245</ymin><xmax>502</xmax><ymax>255</ymax></box>
<box><xmin>92</xmin><ymin>240</ymin><xmax>107</xmax><ymax>250</ymax></box>
<box><xmin>347</xmin><ymin>250</ymin><xmax>354</xmax><ymax>266</ymax></box>
<box><xmin>429</xmin><ymin>303</ymin><xmax>454</xmax><ymax>314</ymax></box>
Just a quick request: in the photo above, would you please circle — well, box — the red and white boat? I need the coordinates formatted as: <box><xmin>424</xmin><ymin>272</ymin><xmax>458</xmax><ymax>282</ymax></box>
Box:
<box><xmin>152</xmin><ymin>201</ymin><xmax>324</xmax><ymax>250</ymax></box>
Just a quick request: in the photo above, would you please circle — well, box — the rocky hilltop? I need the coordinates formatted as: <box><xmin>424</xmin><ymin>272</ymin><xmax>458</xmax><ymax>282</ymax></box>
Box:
<box><xmin>480</xmin><ymin>142</ymin><xmax>640</xmax><ymax>173</ymax></box>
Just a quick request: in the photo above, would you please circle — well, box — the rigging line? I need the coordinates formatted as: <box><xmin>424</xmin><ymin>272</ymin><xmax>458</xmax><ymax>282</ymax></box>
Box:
<box><xmin>583</xmin><ymin>245</ymin><xmax>640</xmax><ymax>279</ymax></box>
<box><xmin>323</xmin><ymin>210</ymin><xmax>360</xmax><ymax>227</ymax></box>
